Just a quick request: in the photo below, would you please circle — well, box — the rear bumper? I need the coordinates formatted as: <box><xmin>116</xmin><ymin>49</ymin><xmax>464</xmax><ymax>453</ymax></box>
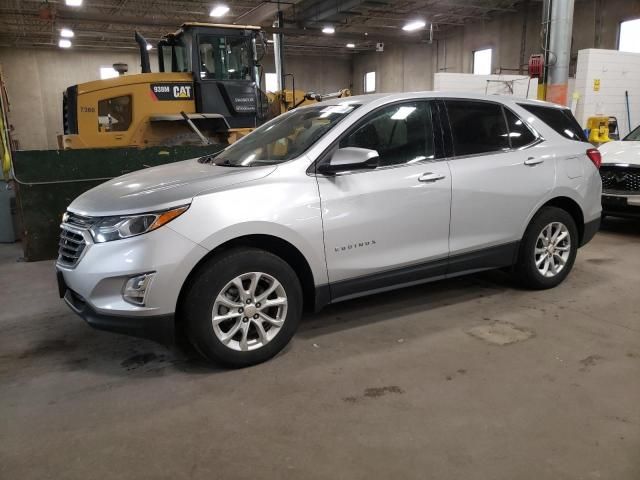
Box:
<box><xmin>580</xmin><ymin>217</ymin><xmax>600</xmax><ymax>247</ymax></box>
<box><xmin>62</xmin><ymin>281</ymin><xmax>174</xmax><ymax>345</ymax></box>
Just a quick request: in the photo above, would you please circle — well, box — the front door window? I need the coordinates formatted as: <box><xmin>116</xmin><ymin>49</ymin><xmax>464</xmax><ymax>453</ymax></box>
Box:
<box><xmin>340</xmin><ymin>102</ymin><xmax>435</xmax><ymax>166</ymax></box>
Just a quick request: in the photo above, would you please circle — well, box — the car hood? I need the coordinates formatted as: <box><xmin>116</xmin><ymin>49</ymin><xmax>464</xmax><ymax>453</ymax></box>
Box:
<box><xmin>599</xmin><ymin>141</ymin><xmax>640</xmax><ymax>166</ymax></box>
<box><xmin>68</xmin><ymin>158</ymin><xmax>276</xmax><ymax>216</ymax></box>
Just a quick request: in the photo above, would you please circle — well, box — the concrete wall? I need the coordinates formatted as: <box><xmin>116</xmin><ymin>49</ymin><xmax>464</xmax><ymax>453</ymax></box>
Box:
<box><xmin>0</xmin><ymin>46</ymin><xmax>351</xmax><ymax>150</ymax></box>
<box><xmin>2</xmin><ymin>0</ymin><xmax>638</xmax><ymax>149</ymax></box>
<box><xmin>0</xmin><ymin>48</ymin><xmax>155</xmax><ymax>150</ymax></box>
<box><xmin>261</xmin><ymin>53</ymin><xmax>353</xmax><ymax>94</ymax></box>
<box><xmin>351</xmin><ymin>0</ymin><xmax>640</xmax><ymax>95</ymax></box>
<box><xmin>352</xmin><ymin>44</ymin><xmax>436</xmax><ymax>95</ymax></box>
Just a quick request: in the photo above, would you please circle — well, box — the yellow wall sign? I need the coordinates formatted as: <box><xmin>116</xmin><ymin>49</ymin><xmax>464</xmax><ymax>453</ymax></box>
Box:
<box><xmin>593</xmin><ymin>79</ymin><xmax>600</xmax><ymax>91</ymax></box>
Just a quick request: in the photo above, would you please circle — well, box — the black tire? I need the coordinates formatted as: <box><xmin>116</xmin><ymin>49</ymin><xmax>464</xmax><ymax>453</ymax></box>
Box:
<box><xmin>514</xmin><ymin>206</ymin><xmax>579</xmax><ymax>290</ymax></box>
<box><xmin>182</xmin><ymin>248</ymin><xmax>303</xmax><ymax>368</ymax></box>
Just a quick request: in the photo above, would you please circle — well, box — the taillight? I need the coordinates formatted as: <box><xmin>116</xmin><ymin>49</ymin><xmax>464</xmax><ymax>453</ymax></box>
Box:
<box><xmin>586</xmin><ymin>148</ymin><xmax>601</xmax><ymax>169</ymax></box>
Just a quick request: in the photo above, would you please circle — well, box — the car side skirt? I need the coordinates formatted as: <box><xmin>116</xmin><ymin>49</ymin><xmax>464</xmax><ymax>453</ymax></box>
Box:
<box><xmin>315</xmin><ymin>241</ymin><xmax>520</xmax><ymax>307</ymax></box>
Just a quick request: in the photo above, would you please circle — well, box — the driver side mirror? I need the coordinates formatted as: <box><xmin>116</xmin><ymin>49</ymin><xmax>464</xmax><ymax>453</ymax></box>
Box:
<box><xmin>317</xmin><ymin>147</ymin><xmax>379</xmax><ymax>175</ymax></box>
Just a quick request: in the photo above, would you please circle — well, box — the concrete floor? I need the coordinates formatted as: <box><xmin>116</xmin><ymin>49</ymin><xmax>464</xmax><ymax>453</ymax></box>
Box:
<box><xmin>1</xmin><ymin>219</ymin><xmax>639</xmax><ymax>480</ymax></box>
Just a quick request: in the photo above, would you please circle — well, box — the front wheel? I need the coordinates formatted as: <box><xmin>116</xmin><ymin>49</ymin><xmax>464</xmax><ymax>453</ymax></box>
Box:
<box><xmin>514</xmin><ymin>206</ymin><xmax>578</xmax><ymax>290</ymax></box>
<box><xmin>183</xmin><ymin>248</ymin><xmax>303</xmax><ymax>367</ymax></box>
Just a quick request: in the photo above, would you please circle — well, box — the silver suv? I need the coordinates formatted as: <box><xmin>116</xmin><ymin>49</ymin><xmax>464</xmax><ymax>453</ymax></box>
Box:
<box><xmin>57</xmin><ymin>92</ymin><xmax>602</xmax><ymax>367</ymax></box>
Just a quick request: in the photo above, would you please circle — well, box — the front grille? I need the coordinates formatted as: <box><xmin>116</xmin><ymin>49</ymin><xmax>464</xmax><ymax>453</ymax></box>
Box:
<box><xmin>58</xmin><ymin>228</ymin><xmax>87</xmax><ymax>268</ymax></box>
<box><xmin>600</xmin><ymin>165</ymin><xmax>640</xmax><ymax>194</ymax></box>
<box><xmin>58</xmin><ymin>211</ymin><xmax>96</xmax><ymax>268</ymax></box>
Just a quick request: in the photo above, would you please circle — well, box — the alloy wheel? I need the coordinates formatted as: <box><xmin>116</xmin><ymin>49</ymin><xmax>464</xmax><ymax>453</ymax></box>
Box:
<box><xmin>534</xmin><ymin>222</ymin><xmax>571</xmax><ymax>278</ymax></box>
<box><xmin>211</xmin><ymin>272</ymin><xmax>288</xmax><ymax>351</ymax></box>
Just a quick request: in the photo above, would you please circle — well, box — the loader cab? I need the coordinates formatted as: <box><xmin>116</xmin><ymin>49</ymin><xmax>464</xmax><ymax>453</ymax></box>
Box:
<box><xmin>158</xmin><ymin>23</ymin><xmax>264</xmax><ymax>129</ymax></box>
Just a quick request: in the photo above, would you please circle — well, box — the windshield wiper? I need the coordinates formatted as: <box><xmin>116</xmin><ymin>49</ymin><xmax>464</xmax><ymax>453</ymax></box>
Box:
<box><xmin>198</xmin><ymin>154</ymin><xmax>217</xmax><ymax>164</ymax></box>
<box><xmin>213</xmin><ymin>158</ymin><xmax>249</xmax><ymax>167</ymax></box>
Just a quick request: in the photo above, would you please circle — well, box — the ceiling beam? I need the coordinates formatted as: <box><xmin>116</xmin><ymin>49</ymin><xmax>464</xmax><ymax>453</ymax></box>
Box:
<box><xmin>266</xmin><ymin>26</ymin><xmax>428</xmax><ymax>43</ymax></box>
<box><xmin>297</xmin><ymin>0</ymin><xmax>371</xmax><ymax>25</ymax></box>
<box><xmin>429</xmin><ymin>1</ymin><xmax>517</xmax><ymax>13</ymax></box>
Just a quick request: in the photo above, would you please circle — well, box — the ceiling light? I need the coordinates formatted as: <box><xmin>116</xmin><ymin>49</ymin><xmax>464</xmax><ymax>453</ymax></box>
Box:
<box><xmin>65</xmin><ymin>0</ymin><xmax>83</xmax><ymax>6</ymax></box>
<box><xmin>209</xmin><ymin>4</ymin><xmax>230</xmax><ymax>17</ymax></box>
<box><xmin>322</xmin><ymin>26</ymin><xmax>335</xmax><ymax>34</ymax></box>
<box><xmin>402</xmin><ymin>20</ymin><xmax>426</xmax><ymax>32</ymax></box>
<box><xmin>60</xmin><ymin>28</ymin><xmax>74</xmax><ymax>38</ymax></box>
<box><xmin>59</xmin><ymin>39</ymin><xmax>72</xmax><ymax>48</ymax></box>
<box><xmin>346</xmin><ymin>43</ymin><xmax>355</xmax><ymax>48</ymax></box>
<box><xmin>146</xmin><ymin>44</ymin><xmax>153</xmax><ymax>50</ymax></box>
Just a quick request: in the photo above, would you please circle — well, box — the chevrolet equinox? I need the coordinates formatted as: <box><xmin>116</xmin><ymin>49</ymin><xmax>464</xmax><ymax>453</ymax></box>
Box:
<box><xmin>57</xmin><ymin>92</ymin><xmax>602</xmax><ymax>367</ymax></box>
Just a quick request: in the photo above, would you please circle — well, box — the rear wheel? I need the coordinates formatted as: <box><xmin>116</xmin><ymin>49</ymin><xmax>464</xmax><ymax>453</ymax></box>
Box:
<box><xmin>183</xmin><ymin>248</ymin><xmax>302</xmax><ymax>367</ymax></box>
<box><xmin>514</xmin><ymin>206</ymin><xmax>578</xmax><ymax>289</ymax></box>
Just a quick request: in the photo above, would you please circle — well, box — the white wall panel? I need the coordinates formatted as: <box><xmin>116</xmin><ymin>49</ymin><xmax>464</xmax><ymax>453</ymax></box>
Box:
<box><xmin>574</xmin><ymin>49</ymin><xmax>640</xmax><ymax>136</ymax></box>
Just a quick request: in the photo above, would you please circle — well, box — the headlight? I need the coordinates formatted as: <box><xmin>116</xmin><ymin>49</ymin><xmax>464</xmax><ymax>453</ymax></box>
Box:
<box><xmin>89</xmin><ymin>205</ymin><xmax>189</xmax><ymax>243</ymax></box>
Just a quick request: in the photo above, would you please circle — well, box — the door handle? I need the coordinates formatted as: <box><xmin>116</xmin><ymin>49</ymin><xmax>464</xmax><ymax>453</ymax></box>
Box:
<box><xmin>418</xmin><ymin>172</ymin><xmax>446</xmax><ymax>183</ymax></box>
<box><xmin>524</xmin><ymin>157</ymin><xmax>544</xmax><ymax>166</ymax></box>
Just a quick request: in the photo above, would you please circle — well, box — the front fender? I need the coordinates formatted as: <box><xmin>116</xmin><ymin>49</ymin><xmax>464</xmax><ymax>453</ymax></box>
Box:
<box><xmin>194</xmin><ymin>221</ymin><xmax>328</xmax><ymax>286</ymax></box>
<box><xmin>167</xmin><ymin>177</ymin><xmax>327</xmax><ymax>286</ymax></box>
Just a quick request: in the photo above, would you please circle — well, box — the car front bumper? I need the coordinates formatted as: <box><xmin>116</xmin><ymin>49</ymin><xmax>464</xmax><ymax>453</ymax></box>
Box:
<box><xmin>59</xmin><ymin>272</ymin><xmax>175</xmax><ymax>344</ymax></box>
<box><xmin>601</xmin><ymin>193</ymin><xmax>640</xmax><ymax>218</ymax></box>
<box><xmin>56</xmin><ymin>226</ymin><xmax>208</xmax><ymax>344</ymax></box>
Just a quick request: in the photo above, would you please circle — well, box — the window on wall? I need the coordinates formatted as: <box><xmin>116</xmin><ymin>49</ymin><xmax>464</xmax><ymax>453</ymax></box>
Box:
<box><xmin>265</xmin><ymin>73</ymin><xmax>278</xmax><ymax>92</ymax></box>
<box><xmin>364</xmin><ymin>71</ymin><xmax>376</xmax><ymax>93</ymax></box>
<box><xmin>619</xmin><ymin>19</ymin><xmax>640</xmax><ymax>53</ymax></box>
<box><xmin>99</xmin><ymin>66</ymin><xmax>119</xmax><ymax>79</ymax></box>
<box><xmin>473</xmin><ymin>48</ymin><xmax>492</xmax><ymax>75</ymax></box>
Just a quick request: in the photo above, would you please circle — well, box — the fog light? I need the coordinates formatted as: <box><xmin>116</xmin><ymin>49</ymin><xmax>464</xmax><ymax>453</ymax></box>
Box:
<box><xmin>123</xmin><ymin>272</ymin><xmax>155</xmax><ymax>306</ymax></box>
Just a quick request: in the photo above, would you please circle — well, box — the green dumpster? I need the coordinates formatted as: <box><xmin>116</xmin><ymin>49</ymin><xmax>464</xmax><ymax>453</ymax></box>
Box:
<box><xmin>12</xmin><ymin>145</ymin><xmax>223</xmax><ymax>261</ymax></box>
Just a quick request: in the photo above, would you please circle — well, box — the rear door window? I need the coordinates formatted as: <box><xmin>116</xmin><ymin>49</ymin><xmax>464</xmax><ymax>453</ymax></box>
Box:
<box><xmin>519</xmin><ymin>104</ymin><xmax>587</xmax><ymax>142</ymax></box>
<box><xmin>444</xmin><ymin>100</ymin><xmax>509</xmax><ymax>156</ymax></box>
<box><xmin>504</xmin><ymin>108</ymin><xmax>537</xmax><ymax>148</ymax></box>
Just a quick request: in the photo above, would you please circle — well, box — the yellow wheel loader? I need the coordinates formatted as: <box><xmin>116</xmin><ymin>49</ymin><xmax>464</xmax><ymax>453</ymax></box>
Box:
<box><xmin>58</xmin><ymin>23</ymin><xmax>350</xmax><ymax>150</ymax></box>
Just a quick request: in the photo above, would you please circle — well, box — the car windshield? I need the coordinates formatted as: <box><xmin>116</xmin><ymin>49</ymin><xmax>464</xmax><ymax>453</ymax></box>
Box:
<box><xmin>623</xmin><ymin>125</ymin><xmax>640</xmax><ymax>141</ymax></box>
<box><xmin>212</xmin><ymin>102</ymin><xmax>361</xmax><ymax>167</ymax></box>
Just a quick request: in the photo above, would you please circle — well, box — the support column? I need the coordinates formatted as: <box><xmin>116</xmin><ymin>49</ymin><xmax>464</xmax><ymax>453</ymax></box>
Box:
<box><xmin>538</xmin><ymin>0</ymin><xmax>552</xmax><ymax>100</ymax></box>
<box><xmin>272</xmin><ymin>10</ymin><xmax>285</xmax><ymax>92</ymax></box>
<box><xmin>546</xmin><ymin>0</ymin><xmax>575</xmax><ymax>105</ymax></box>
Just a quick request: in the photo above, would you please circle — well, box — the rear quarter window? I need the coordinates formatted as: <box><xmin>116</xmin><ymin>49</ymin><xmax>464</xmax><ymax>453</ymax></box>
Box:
<box><xmin>518</xmin><ymin>104</ymin><xmax>587</xmax><ymax>142</ymax></box>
